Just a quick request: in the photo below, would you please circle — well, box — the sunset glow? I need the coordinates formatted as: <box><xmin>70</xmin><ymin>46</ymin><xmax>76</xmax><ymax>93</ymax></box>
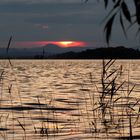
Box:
<box><xmin>57</xmin><ymin>41</ymin><xmax>85</xmax><ymax>48</ymax></box>
<box><xmin>16</xmin><ymin>41</ymin><xmax>87</xmax><ymax>48</ymax></box>
<box><xmin>59</xmin><ymin>41</ymin><xmax>74</xmax><ymax>47</ymax></box>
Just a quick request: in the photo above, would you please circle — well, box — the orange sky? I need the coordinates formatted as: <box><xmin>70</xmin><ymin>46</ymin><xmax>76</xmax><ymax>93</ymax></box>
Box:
<box><xmin>15</xmin><ymin>41</ymin><xmax>88</xmax><ymax>48</ymax></box>
<box><xmin>48</xmin><ymin>41</ymin><xmax>86</xmax><ymax>48</ymax></box>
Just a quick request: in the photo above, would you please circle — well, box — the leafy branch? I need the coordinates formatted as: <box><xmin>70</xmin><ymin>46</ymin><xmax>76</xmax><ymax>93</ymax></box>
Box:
<box><xmin>85</xmin><ymin>0</ymin><xmax>140</xmax><ymax>44</ymax></box>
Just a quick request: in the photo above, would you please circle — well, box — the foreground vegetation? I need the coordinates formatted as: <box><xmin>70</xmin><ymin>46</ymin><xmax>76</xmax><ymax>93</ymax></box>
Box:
<box><xmin>0</xmin><ymin>59</ymin><xmax>139</xmax><ymax>140</ymax></box>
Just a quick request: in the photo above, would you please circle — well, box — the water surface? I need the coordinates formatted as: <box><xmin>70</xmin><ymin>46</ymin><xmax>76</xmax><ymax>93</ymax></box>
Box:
<box><xmin>0</xmin><ymin>60</ymin><xmax>140</xmax><ymax>140</ymax></box>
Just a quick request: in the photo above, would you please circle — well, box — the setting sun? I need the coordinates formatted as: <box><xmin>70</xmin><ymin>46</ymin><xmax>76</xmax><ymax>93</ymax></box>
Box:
<box><xmin>57</xmin><ymin>41</ymin><xmax>86</xmax><ymax>48</ymax></box>
<box><xmin>59</xmin><ymin>41</ymin><xmax>74</xmax><ymax>47</ymax></box>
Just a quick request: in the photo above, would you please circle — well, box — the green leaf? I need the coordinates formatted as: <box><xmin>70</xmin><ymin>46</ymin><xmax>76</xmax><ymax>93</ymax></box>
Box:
<box><xmin>104</xmin><ymin>0</ymin><xmax>109</xmax><ymax>9</ymax></box>
<box><xmin>113</xmin><ymin>0</ymin><xmax>121</xmax><ymax>9</ymax></box>
<box><xmin>121</xmin><ymin>2</ymin><xmax>131</xmax><ymax>23</ymax></box>
<box><xmin>120</xmin><ymin>13</ymin><xmax>127</xmax><ymax>38</ymax></box>
<box><xmin>104</xmin><ymin>13</ymin><xmax>116</xmax><ymax>44</ymax></box>
<box><xmin>134</xmin><ymin>0</ymin><xmax>140</xmax><ymax>25</ymax></box>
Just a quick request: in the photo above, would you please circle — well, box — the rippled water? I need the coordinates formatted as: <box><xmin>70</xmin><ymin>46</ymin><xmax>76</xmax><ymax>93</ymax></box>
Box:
<box><xmin>0</xmin><ymin>60</ymin><xmax>140</xmax><ymax>140</ymax></box>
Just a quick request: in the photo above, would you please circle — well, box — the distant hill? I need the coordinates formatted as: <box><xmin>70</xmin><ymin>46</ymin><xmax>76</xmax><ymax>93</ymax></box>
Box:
<box><xmin>0</xmin><ymin>43</ymin><xmax>90</xmax><ymax>59</ymax></box>
<box><xmin>46</xmin><ymin>46</ymin><xmax>140</xmax><ymax>59</ymax></box>
<box><xmin>0</xmin><ymin>46</ymin><xmax>140</xmax><ymax>59</ymax></box>
<box><xmin>43</xmin><ymin>43</ymin><xmax>89</xmax><ymax>54</ymax></box>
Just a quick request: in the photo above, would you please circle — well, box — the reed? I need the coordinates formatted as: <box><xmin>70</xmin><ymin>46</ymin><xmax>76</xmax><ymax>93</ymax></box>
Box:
<box><xmin>8</xmin><ymin>84</ymin><xmax>15</xmax><ymax>140</ymax></box>
<box><xmin>0</xmin><ymin>56</ymin><xmax>139</xmax><ymax>140</ymax></box>
<box><xmin>28</xmin><ymin>110</ymin><xmax>37</xmax><ymax>134</ymax></box>
<box><xmin>17</xmin><ymin>119</ymin><xmax>26</xmax><ymax>140</ymax></box>
<box><xmin>84</xmin><ymin>59</ymin><xmax>138</xmax><ymax>139</ymax></box>
<box><xmin>129</xmin><ymin>114</ymin><xmax>133</xmax><ymax>140</ymax></box>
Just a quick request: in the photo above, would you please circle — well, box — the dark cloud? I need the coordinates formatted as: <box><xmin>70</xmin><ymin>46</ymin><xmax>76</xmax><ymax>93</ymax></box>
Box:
<box><xmin>0</xmin><ymin>1</ymin><xmax>97</xmax><ymax>14</ymax></box>
<box><xmin>26</xmin><ymin>13</ymin><xmax>101</xmax><ymax>25</ymax></box>
<box><xmin>0</xmin><ymin>1</ymin><xmax>102</xmax><ymax>40</ymax></box>
<box><xmin>0</xmin><ymin>2</ymin><xmax>101</xmax><ymax>24</ymax></box>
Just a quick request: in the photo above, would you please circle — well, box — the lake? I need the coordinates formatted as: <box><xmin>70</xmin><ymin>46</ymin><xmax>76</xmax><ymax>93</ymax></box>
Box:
<box><xmin>0</xmin><ymin>60</ymin><xmax>140</xmax><ymax>140</ymax></box>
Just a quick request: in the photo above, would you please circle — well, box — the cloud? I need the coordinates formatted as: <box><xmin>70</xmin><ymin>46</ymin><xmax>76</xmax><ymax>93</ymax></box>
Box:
<box><xmin>27</xmin><ymin>13</ymin><xmax>101</xmax><ymax>25</ymax></box>
<box><xmin>0</xmin><ymin>0</ymin><xmax>95</xmax><ymax>4</ymax></box>
<box><xmin>34</xmin><ymin>24</ymin><xmax>49</xmax><ymax>30</ymax></box>
<box><xmin>0</xmin><ymin>2</ymin><xmax>97</xmax><ymax>14</ymax></box>
<box><xmin>0</xmin><ymin>0</ymin><xmax>102</xmax><ymax>25</ymax></box>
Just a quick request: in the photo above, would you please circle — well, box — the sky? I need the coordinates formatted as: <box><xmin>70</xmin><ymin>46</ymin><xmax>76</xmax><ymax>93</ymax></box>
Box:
<box><xmin>0</xmin><ymin>0</ymin><xmax>139</xmax><ymax>48</ymax></box>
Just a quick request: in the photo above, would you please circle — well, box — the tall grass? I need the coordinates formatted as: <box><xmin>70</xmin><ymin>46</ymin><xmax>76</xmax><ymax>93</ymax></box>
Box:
<box><xmin>0</xmin><ymin>56</ymin><xmax>139</xmax><ymax>139</ymax></box>
<box><xmin>84</xmin><ymin>59</ymin><xmax>136</xmax><ymax>139</ymax></box>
